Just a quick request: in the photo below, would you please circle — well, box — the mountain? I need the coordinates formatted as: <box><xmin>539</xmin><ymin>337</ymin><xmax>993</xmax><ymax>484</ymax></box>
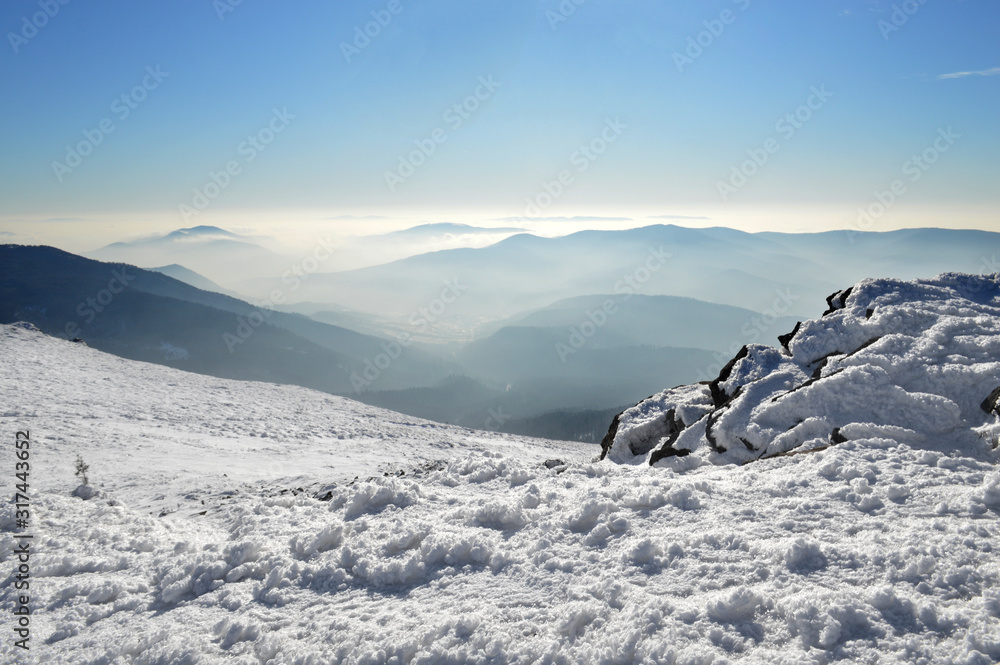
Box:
<box><xmin>150</xmin><ymin>264</ymin><xmax>237</xmax><ymax>296</ymax></box>
<box><xmin>603</xmin><ymin>272</ymin><xmax>1000</xmax><ymax>467</ymax></box>
<box><xmin>3</xmin><ymin>319</ymin><xmax>997</xmax><ymax>663</ymax></box>
<box><xmin>351</xmin><ymin>352</ymin><xmax>704</xmax><ymax>437</ymax></box>
<box><xmin>2</xmin><ymin>245</ymin><xmax>721</xmax><ymax>442</ymax></box>
<box><xmin>380</xmin><ymin>222</ymin><xmax>523</xmax><ymax>238</ymax></box>
<box><xmin>87</xmin><ymin>226</ymin><xmax>289</xmax><ymax>285</ymax></box>
<box><xmin>473</xmin><ymin>294</ymin><xmax>799</xmax><ymax>353</ymax></box>
<box><xmin>0</xmin><ymin>244</ymin><xmax>453</xmax><ymax>392</ymax></box>
<box><xmin>458</xmin><ymin>326</ymin><xmax>717</xmax><ymax>386</ymax></box>
<box><xmin>301</xmin><ymin>222</ymin><xmax>529</xmax><ymax>273</ymax></box>
<box><xmin>238</xmin><ymin>225</ymin><xmax>999</xmax><ymax>337</ymax></box>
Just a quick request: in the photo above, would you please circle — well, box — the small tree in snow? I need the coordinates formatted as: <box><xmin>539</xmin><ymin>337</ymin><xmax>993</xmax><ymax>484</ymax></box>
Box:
<box><xmin>74</xmin><ymin>454</ymin><xmax>89</xmax><ymax>486</ymax></box>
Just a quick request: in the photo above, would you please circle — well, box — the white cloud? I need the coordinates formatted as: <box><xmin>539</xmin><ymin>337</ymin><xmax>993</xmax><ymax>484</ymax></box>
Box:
<box><xmin>938</xmin><ymin>67</ymin><xmax>1000</xmax><ymax>80</ymax></box>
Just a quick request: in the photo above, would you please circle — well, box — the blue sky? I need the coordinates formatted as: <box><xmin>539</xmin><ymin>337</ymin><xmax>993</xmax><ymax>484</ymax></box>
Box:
<box><xmin>1</xmin><ymin>0</ymin><xmax>997</xmax><ymax>246</ymax></box>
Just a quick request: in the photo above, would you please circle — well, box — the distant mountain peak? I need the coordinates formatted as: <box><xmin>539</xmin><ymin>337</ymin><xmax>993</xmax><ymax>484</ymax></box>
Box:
<box><xmin>384</xmin><ymin>223</ymin><xmax>523</xmax><ymax>238</ymax></box>
<box><xmin>164</xmin><ymin>225</ymin><xmax>241</xmax><ymax>240</ymax></box>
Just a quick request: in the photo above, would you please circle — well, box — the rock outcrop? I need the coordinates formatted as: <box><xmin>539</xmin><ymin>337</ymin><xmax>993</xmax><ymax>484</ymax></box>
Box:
<box><xmin>601</xmin><ymin>273</ymin><xmax>1000</xmax><ymax>467</ymax></box>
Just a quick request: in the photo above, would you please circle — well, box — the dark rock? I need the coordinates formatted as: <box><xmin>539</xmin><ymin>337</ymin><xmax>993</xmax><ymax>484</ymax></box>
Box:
<box><xmin>778</xmin><ymin>322</ymin><xmax>802</xmax><ymax>354</ymax></box>
<box><xmin>628</xmin><ymin>409</ymin><xmax>678</xmax><ymax>457</ymax></box>
<box><xmin>823</xmin><ymin>286</ymin><xmax>854</xmax><ymax>316</ymax></box>
<box><xmin>705</xmin><ymin>409</ymin><xmax>725</xmax><ymax>452</ymax></box>
<box><xmin>643</xmin><ymin>410</ymin><xmax>687</xmax><ymax>464</ymax></box>
<box><xmin>598</xmin><ymin>412</ymin><xmax>623</xmax><ymax>460</ymax></box>
<box><xmin>771</xmin><ymin>368</ymin><xmax>845</xmax><ymax>403</ymax></box>
<box><xmin>866</xmin><ymin>308</ymin><xmax>875</xmax><ymax>319</ymax></box>
<box><xmin>830</xmin><ymin>428</ymin><xmax>848</xmax><ymax>444</ymax></box>
<box><xmin>981</xmin><ymin>386</ymin><xmax>1000</xmax><ymax>416</ymax></box>
<box><xmin>810</xmin><ymin>352</ymin><xmax>842</xmax><ymax>379</ymax></box>
<box><xmin>648</xmin><ymin>445</ymin><xmax>690</xmax><ymax>463</ymax></box>
<box><xmin>543</xmin><ymin>458</ymin><xmax>566</xmax><ymax>469</ymax></box>
<box><xmin>843</xmin><ymin>336</ymin><xmax>883</xmax><ymax>359</ymax></box>
<box><xmin>710</xmin><ymin>345</ymin><xmax>749</xmax><ymax>408</ymax></box>
<box><xmin>807</xmin><ymin>337</ymin><xmax>879</xmax><ymax>379</ymax></box>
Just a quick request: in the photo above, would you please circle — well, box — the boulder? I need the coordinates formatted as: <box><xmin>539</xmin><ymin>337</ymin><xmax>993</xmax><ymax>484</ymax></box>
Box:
<box><xmin>601</xmin><ymin>274</ymin><xmax>1000</xmax><ymax>468</ymax></box>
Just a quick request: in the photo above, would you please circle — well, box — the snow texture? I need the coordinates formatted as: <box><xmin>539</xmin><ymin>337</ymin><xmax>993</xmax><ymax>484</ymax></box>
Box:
<box><xmin>604</xmin><ymin>273</ymin><xmax>1000</xmax><ymax>469</ymax></box>
<box><xmin>1</xmin><ymin>272</ymin><xmax>999</xmax><ymax>665</ymax></box>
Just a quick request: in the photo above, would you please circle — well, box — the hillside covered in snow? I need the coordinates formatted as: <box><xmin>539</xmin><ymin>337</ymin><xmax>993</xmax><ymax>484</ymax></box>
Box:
<box><xmin>2</xmin><ymin>270</ymin><xmax>1000</xmax><ymax>664</ymax></box>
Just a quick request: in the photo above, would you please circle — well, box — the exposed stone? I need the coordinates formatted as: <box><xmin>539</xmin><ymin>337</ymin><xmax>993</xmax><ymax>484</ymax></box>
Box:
<box><xmin>598</xmin><ymin>412</ymin><xmax>622</xmax><ymax>460</ymax></box>
<box><xmin>823</xmin><ymin>286</ymin><xmax>853</xmax><ymax>316</ymax></box>
<box><xmin>778</xmin><ymin>322</ymin><xmax>802</xmax><ymax>354</ymax></box>
<box><xmin>710</xmin><ymin>345</ymin><xmax>749</xmax><ymax>408</ymax></box>
<box><xmin>981</xmin><ymin>387</ymin><xmax>1000</xmax><ymax>416</ymax></box>
<box><xmin>72</xmin><ymin>484</ymin><xmax>98</xmax><ymax>500</ymax></box>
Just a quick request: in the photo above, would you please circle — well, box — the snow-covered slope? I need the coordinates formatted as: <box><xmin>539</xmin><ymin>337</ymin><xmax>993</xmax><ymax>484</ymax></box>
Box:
<box><xmin>2</xmin><ymin>311</ymin><xmax>999</xmax><ymax>664</ymax></box>
<box><xmin>0</xmin><ymin>322</ymin><xmax>584</xmax><ymax>516</ymax></box>
<box><xmin>603</xmin><ymin>273</ymin><xmax>1000</xmax><ymax>469</ymax></box>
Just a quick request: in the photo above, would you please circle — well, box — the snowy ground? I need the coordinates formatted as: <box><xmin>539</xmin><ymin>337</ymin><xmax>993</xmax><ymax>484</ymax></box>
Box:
<box><xmin>1</xmin><ymin>297</ymin><xmax>999</xmax><ymax>664</ymax></box>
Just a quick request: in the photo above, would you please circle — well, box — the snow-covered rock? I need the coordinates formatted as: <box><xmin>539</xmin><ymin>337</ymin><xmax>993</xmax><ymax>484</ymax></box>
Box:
<box><xmin>71</xmin><ymin>484</ymin><xmax>99</xmax><ymax>500</ymax></box>
<box><xmin>602</xmin><ymin>273</ymin><xmax>1000</xmax><ymax>467</ymax></box>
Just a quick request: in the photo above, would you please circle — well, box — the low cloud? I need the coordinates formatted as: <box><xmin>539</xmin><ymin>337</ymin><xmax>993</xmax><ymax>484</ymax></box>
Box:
<box><xmin>491</xmin><ymin>215</ymin><xmax>633</xmax><ymax>223</ymax></box>
<box><xmin>12</xmin><ymin>217</ymin><xmax>94</xmax><ymax>223</ymax></box>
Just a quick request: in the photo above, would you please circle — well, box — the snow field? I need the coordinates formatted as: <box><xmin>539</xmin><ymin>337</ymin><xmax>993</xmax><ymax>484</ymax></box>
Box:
<box><xmin>2</xmin><ymin>438</ymin><xmax>998</xmax><ymax>664</ymax></box>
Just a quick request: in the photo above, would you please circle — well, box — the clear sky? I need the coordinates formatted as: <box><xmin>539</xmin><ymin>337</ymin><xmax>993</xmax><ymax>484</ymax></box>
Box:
<box><xmin>1</xmin><ymin>0</ymin><xmax>997</xmax><ymax>249</ymax></box>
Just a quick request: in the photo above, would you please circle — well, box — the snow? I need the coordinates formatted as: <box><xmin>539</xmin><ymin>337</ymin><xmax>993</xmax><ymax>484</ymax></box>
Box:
<box><xmin>1</xmin><ymin>271</ymin><xmax>999</xmax><ymax>664</ymax></box>
<box><xmin>605</xmin><ymin>273</ymin><xmax>1000</xmax><ymax>468</ymax></box>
